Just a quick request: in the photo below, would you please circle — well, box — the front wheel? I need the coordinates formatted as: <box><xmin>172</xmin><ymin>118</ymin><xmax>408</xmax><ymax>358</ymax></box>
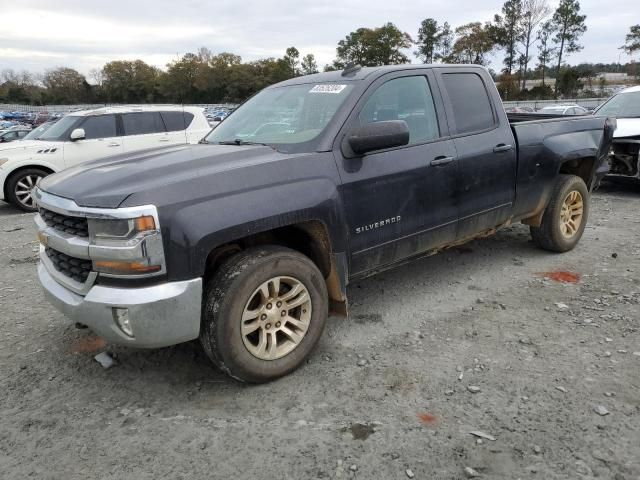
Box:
<box><xmin>200</xmin><ymin>246</ymin><xmax>328</xmax><ymax>383</ymax></box>
<box><xmin>531</xmin><ymin>174</ymin><xmax>589</xmax><ymax>252</ymax></box>
<box><xmin>6</xmin><ymin>168</ymin><xmax>49</xmax><ymax>212</ymax></box>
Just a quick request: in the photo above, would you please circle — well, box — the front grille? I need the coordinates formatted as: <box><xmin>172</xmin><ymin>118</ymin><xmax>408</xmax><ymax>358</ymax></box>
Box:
<box><xmin>45</xmin><ymin>246</ymin><xmax>92</xmax><ymax>283</ymax></box>
<box><xmin>39</xmin><ymin>208</ymin><xmax>88</xmax><ymax>237</ymax></box>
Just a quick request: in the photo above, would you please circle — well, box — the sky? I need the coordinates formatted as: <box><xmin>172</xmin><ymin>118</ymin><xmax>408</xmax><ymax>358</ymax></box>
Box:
<box><xmin>0</xmin><ymin>0</ymin><xmax>637</xmax><ymax>79</ymax></box>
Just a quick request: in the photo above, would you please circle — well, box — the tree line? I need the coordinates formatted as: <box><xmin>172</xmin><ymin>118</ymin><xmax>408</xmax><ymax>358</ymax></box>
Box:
<box><xmin>1</xmin><ymin>0</ymin><xmax>638</xmax><ymax>106</ymax></box>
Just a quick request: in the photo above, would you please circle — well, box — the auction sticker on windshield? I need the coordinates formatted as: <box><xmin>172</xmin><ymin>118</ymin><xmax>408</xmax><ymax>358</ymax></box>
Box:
<box><xmin>309</xmin><ymin>84</ymin><xmax>347</xmax><ymax>94</ymax></box>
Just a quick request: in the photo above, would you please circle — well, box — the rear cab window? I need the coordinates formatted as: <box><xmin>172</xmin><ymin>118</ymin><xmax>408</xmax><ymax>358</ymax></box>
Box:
<box><xmin>442</xmin><ymin>72</ymin><xmax>496</xmax><ymax>135</ymax></box>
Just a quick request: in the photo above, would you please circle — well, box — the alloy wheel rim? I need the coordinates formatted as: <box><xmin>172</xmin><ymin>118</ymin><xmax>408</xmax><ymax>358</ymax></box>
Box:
<box><xmin>15</xmin><ymin>174</ymin><xmax>42</xmax><ymax>209</ymax></box>
<box><xmin>241</xmin><ymin>275</ymin><xmax>312</xmax><ymax>361</ymax></box>
<box><xmin>559</xmin><ymin>190</ymin><xmax>584</xmax><ymax>239</ymax></box>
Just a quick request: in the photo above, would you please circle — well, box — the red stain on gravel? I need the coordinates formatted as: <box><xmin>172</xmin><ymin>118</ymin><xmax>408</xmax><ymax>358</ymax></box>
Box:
<box><xmin>417</xmin><ymin>412</ymin><xmax>437</xmax><ymax>425</ymax></box>
<box><xmin>538</xmin><ymin>271</ymin><xmax>581</xmax><ymax>283</ymax></box>
<box><xmin>69</xmin><ymin>336</ymin><xmax>106</xmax><ymax>354</ymax></box>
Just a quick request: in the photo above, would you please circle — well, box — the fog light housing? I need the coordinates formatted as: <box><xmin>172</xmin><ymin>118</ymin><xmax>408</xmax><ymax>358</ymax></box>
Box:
<box><xmin>113</xmin><ymin>307</ymin><xmax>133</xmax><ymax>337</ymax></box>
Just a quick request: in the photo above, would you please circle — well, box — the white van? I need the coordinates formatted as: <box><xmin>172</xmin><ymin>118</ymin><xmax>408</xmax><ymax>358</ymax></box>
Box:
<box><xmin>0</xmin><ymin>105</ymin><xmax>211</xmax><ymax>211</ymax></box>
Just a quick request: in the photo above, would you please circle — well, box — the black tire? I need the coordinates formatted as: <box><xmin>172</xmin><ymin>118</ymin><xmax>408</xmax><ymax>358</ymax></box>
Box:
<box><xmin>6</xmin><ymin>168</ymin><xmax>49</xmax><ymax>212</ymax></box>
<box><xmin>200</xmin><ymin>246</ymin><xmax>328</xmax><ymax>383</ymax></box>
<box><xmin>531</xmin><ymin>174</ymin><xmax>589</xmax><ymax>252</ymax></box>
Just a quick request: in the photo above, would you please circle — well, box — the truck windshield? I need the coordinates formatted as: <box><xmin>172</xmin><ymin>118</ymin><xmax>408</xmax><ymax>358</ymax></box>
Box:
<box><xmin>204</xmin><ymin>83</ymin><xmax>354</xmax><ymax>152</ymax></box>
<box><xmin>37</xmin><ymin>116</ymin><xmax>80</xmax><ymax>141</ymax></box>
<box><xmin>596</xmin><ymin>92</ymin><xmax>640</xmax><ymax>118</ymax></box>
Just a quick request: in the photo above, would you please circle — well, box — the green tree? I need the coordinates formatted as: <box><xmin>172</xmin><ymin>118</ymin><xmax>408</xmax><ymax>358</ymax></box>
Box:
<box><xmin>335</xmin><ymin>23</ymin><xmax>412</xmax><ymax>67</ymax></box>
<box><xmin>519</xmin><ymin>0</ymin><xmax>550</xmax><ymax>89</ymax></box>
<box><xmin>448</xmin><ymin>22</ymin><xmax>497</xmax><ymax>65</ymax></box>
<box><xmin>283</xmin><ymin>47</ymin><xmax>300</xmax><ymax>76</ymax></box>
<box><xmin>621</xmin><ymin>25</ymin><xmax>640</xmax><ymax>55</ymax></box>
<box><xmin>102</xmin><ymin>60</ymin><xmax>163</xmax><ymax>103</ymax></box>
<box><xmin>415</xmin><ymin>18</ymin><xmax>440</xmax><ymax>63</ymax></box>
<box><xmin>42</xmin><ymin>67</ymin><xmax>91</xmax><ymax>104</ymax></box>
<box><xmin>548</xmin><ymin>0</ymin><xmax>587</xmax><ymax>96</ymax></box>
<box><xmin>497</xmin><ymin>73</ymin><xmax>519</xmax><ymax>100</ymax></box>
<box><xmin>492</xmin><ymin>0</ymin><xmax>524</xmax><ymax>75</ymax></box>
<box><xmin>435</xmin><ymin>22</ymin><xmax>454</xmax><ymax>61</ymax></box>
<box><xmin>556</xmin><ymin>66</ymin><xmax>583</xmax><ymax>97</ymax></box>
<box><xmin>300</xmin><ymin>54</ymin><xmax>319</xmax><ymax>75</ymax></box>
<box><xmin>536</xmin><ymin>21</ymin><xmax>555</xmax><ymax>86</ymax></box>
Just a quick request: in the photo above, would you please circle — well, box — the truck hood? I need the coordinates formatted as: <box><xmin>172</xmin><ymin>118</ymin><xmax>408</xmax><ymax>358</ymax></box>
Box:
<box><xmin>38</xmin><ymin>144</ymin><xmax>292</xmax><ymax>208</ymax></box>
<box><xmin>612</xmin><ymin>118</ymin><xmax>640</xmax><ymax>138</ymax></box>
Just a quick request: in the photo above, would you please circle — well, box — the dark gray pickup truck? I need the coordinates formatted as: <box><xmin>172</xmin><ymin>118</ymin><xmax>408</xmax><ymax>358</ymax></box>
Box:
<box><xmin>34</xmin><ymin>64</ymin><xmax>615</xmax><ymax>382</ymax></box>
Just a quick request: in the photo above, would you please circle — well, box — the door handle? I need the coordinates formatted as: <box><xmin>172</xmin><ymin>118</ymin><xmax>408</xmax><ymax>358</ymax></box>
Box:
<box><xmin>107</xmin><ymin>143</ymin><xmax>120</xmax><ymax>147</ymax></box>
<box><xmin>493</xmin><ymin>144</ymin><xmax>514</xmax><ymax>153</ymax></box>
<box><xmin>430</xmin><ymin>156</ymin><xmax>455</xmax><ymax>166</ymax></box>
<box><xmin>158</xmin><ymin>138</ymin><xmax>170</xmax><ymax>142</ymax></box>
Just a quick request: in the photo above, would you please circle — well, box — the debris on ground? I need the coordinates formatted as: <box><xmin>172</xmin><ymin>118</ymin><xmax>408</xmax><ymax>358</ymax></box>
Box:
<box><xmin>464</xmin><ymin>466</ymin><xmax>480</xmax><ymax>478</ymax></box>
<box><xmin>593</xmin><ymin>405</ymin><xmax>610</xmax><ymax>416</ymax></box>
<box><xmin>405</xmin><ymin>468</ymin><xmax>415</xmax><ymax>478</ymax></box>
<box><xmin>467</xmin><ymin>385</ymin><xmax>481</xmax><ymax>393</ymax></box>
<box><xmin>469</xmin><ymin>431</ymin><xmax>496</xmax><ymax>441</ymax></box>
<box><xmin>94</xmin><ymin>352</ymin><xmax>115</xmax><ymax>369</ymax></box>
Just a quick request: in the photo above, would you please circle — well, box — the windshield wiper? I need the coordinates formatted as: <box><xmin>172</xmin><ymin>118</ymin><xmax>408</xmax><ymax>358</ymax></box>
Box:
<box><xmin>217</xmin><ymin>139</ymin><xmax>274</xmax><ymax>148</ymax></box>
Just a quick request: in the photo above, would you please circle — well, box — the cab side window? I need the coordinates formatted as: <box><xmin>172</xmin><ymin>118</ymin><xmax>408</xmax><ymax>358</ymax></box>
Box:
<box><xmin>123</xmin><ymin>112</ymin><xmax>165</xmax><ymax>136</ymax></box>
<box><xmin>81</xmin><ymin>115</ymin><xmax>117</xmax><ymax>140</ymax></box>
<box><xmin>359</xmin><ymin>76</ymin><xmax>440</xmax><ymax>145</ymax></box>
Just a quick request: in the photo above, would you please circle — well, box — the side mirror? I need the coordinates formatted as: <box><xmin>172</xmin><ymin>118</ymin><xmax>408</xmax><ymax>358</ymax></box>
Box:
<box><xmin>347</xmin><ymin>120</ymin><xmax>410</xmax><ymax>155</ymax></box>
<box><xmin>70</xmin><ymin>128</ymin><xmax>85</xmax><ymax>141</ymax></box>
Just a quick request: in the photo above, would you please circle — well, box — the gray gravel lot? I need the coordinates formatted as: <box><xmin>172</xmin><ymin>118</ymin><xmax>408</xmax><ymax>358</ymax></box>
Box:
<box><xmin>1</xmin><ymin>179</ymin><xmax>639</xmax><ymax>479</ymax></box>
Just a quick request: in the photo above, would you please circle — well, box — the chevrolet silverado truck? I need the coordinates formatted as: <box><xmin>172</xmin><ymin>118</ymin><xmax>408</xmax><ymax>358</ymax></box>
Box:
<box><xmin>33</xmin><ymin>64</ymin><xmax>615</xmax><ymax>383</ymax></box>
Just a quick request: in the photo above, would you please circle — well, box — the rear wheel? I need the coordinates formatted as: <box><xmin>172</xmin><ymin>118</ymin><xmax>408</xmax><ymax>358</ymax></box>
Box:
<box><xmin>200</xmin><ymin>246</ymin><xmax>328</xmax><ymax>383</ymax></box>
<box><xmin>6</xmin><ymin>168</ymin><xmax>49</xmax><ymax>212</ymax></box>
<box><xmin>531</xmin><ymin>174</ymin><xmax>589</xmax><ymax>252</ymax></box>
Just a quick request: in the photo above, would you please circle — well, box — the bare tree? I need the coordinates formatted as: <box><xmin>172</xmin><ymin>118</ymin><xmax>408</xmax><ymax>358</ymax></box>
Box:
<box><xmin>519</xmin><ymin>0</ymin><xmax>550</xmax><ymax>90</ymax></box>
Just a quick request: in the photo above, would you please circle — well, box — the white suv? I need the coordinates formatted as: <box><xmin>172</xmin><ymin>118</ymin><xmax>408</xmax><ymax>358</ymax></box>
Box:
<box><xmin>0</xmin><ymin>105</ymin><xmax>211</xmax><ymax>211</ymax></box>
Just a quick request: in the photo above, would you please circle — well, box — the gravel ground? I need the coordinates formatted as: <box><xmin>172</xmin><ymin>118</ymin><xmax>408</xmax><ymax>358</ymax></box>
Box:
<box><xmin>1</xmin><ymin>179</ymin><xmax>639</xmax><ymax>480</ymax></box>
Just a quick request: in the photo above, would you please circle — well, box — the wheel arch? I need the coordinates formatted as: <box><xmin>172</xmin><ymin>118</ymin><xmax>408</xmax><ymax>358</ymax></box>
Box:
<box><xmin>202</xmin><ymin>220</ymin><xmax>349</xmax><ymax>316</ymax></box>
<box><xmin>3</xmin><ymin>164</ymin><xmax>55</xmax><ymax>200</ymax></box>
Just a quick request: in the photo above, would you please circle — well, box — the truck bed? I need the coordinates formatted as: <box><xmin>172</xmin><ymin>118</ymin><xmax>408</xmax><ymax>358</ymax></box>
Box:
<box><xmin>507</xmin><ymin>113</ymin><xmax>614</xmax><ymax>221</ymax></box>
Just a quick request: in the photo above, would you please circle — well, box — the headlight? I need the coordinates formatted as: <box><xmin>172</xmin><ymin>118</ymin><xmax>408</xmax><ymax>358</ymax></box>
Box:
<box><xmin>88</xmin><ymin>216</ymin><xmax>156</xmax><ymax>242</ymax></box>
<box><xmin>88</xmin><ymin>215</ymin><xmax>164</xmax><ymax>276</ymax></box>
<box><xmin>0</xmin><ymin>158</ymin><xmax>9</xmax><ymax>167</ymax></box>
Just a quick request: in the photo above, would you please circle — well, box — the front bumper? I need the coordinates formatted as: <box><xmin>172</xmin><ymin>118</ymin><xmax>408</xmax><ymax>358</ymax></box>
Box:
<box><xmin>38</xmin><ymin>262</ymin><xmax>203</xmax><ymax>348</ymax></box>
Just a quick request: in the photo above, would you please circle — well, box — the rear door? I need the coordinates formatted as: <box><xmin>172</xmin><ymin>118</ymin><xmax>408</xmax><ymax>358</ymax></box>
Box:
<box><xmin>121</xmin><ymin>112</ymin><xmax>169</xmax><ymax>153</ymax></box>
<box><xmin>62</xmin><ymin>114</ymin><xmax>122</xmax><ymax>167</ymax></box>
<box><xmin>436</xmin><ymin>69</ymin><xmax>517</xmax><ymax>240</ymax></box>
<box><xmin>336</xmin><ymin>71</ymin><xmax>459</xmax><ymax>276</ymax></box>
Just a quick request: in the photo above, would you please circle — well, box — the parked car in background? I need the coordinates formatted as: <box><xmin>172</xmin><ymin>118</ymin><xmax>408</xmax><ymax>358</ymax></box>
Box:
<box><xmin>594</xmin><ymin>85</ymin><xmax>640</xmax><ymax>179</ymax></box>
<box><xmin>504</xmin><ymin>106</ymin><xmax>534</xmax><ymax>113</ymax></box>
<box><xmin>0</xmin><ymin>105</ymin><xmax>210</xmax><ymax>211</ymax></box>
<box><xmin>0</xmin><ymin>128</ymin><xmax>31</xmax><ymax>143</ymax></box>
<box><xmin>537</xmin><ymin>105</ymin><xmax>588</xmax><ymax>115</ymax></box>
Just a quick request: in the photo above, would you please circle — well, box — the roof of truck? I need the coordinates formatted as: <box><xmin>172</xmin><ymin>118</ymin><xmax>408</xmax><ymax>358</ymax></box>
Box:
<box><xmin>274</xmin><ymin>64</ymin><xmax>485</xmax><ymax>87</ymax></box>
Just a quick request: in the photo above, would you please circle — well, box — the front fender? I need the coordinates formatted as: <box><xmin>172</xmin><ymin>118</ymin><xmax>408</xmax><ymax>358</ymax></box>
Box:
<box><xmin>162</xmin><ymin>177</ymin><xmax>348</xmax><ymax>281</ymax></box>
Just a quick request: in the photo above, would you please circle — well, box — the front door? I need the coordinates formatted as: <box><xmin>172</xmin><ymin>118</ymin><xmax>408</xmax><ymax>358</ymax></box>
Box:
<box><xmin>336</xmin><ymin>72</ymin><xmax>459</xmax><ymax>276</ymax></box>
<box><xmin>63</xmin><ymin>114</ymin><xmax>122</xmax><ymax>168</ymax></box>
